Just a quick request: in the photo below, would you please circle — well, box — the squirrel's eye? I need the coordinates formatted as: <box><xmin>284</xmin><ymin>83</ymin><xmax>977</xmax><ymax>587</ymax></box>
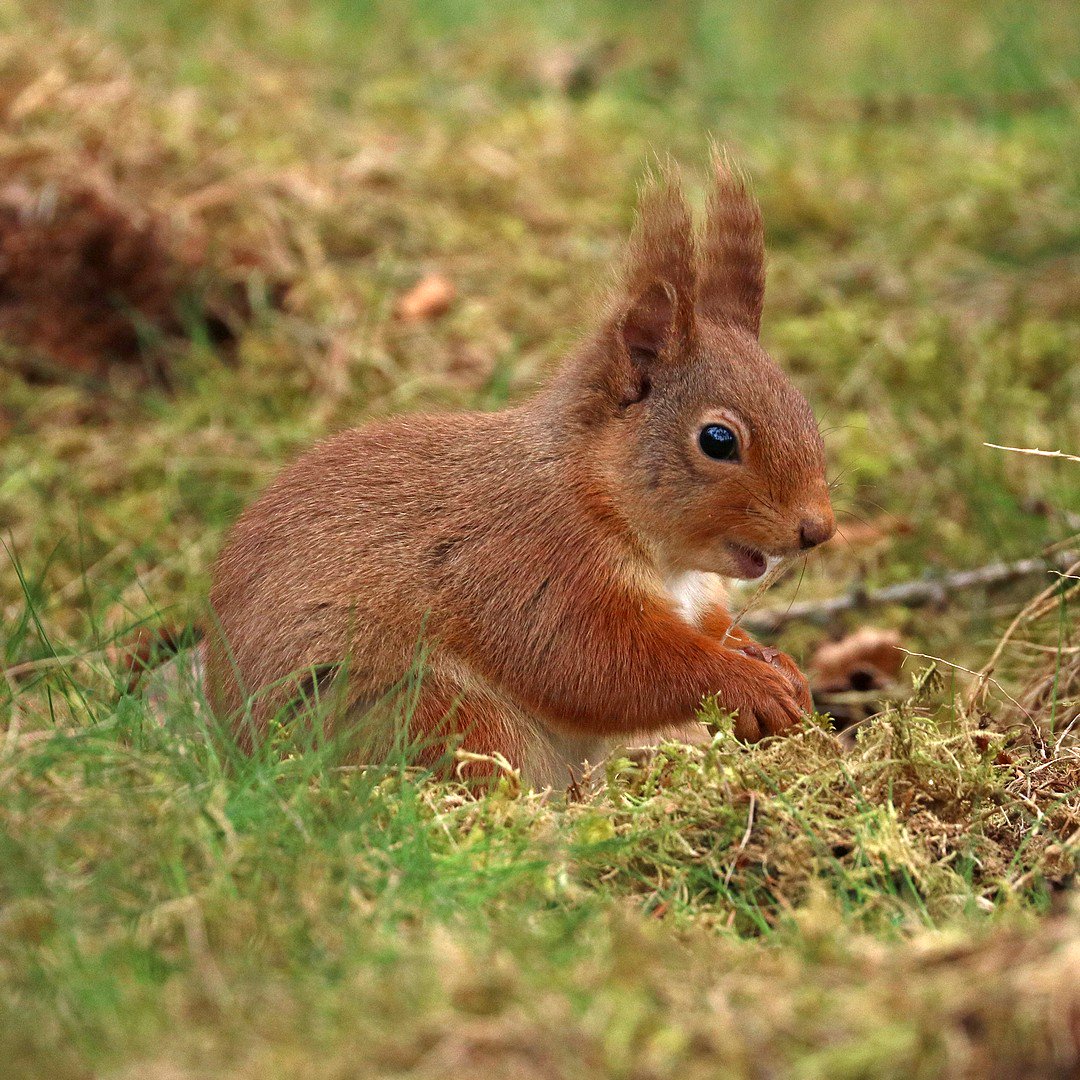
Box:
<box><xmin>698</xmin><ymin>424</ymin><xmax>740</xmax><ymax>462</ymax></box>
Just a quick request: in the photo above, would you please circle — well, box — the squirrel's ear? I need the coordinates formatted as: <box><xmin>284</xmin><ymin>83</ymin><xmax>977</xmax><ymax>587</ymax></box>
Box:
<box><xmin>697</xmin><ymin>150</ymin><xmax>765</xmax><ymax>336</ymax></box>
<box><xmin>618</xmin><ymin>165</ymin><xmax>697</xmax><ymax>364</ymax></box>
<box><xmin>620</xmin><ymin>280</ymin><xmax>679</xmax><ymax>361</ymax></box>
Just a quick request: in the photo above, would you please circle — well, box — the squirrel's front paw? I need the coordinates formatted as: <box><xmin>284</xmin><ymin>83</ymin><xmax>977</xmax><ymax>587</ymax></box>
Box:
<box><xmin>724</xmin><ymin>655</ymin><xmax>805</xmax><ymax>743</ymax></box>
<box><xmin>737</xmin><ymin>644</ymin><xmax>814</xmax><ymax>714</ymax></box>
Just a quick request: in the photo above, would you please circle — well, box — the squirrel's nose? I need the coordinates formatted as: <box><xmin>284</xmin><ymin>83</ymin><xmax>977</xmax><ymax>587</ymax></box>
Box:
<box><xmin>798</xmin><ymin>514</ymin><xmax>835</xmax><ymax>550</ymax></box>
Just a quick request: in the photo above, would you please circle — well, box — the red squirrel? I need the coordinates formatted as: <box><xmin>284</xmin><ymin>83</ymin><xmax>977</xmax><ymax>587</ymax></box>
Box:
<box><xmin>204</xmin><ymin>155</ymin><xmax>835</xmax><ymax>788</ymax></box>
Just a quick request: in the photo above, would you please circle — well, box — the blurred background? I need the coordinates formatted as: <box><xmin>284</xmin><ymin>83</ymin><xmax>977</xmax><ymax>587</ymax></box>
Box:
<box><xmin>2</xmin><ymin>6</ymin><xmax>1080</xmax><ymax>1076</ymax></box>
<box><xmin>1</xmin><ymin>0</ymin><xmax>1078</xmax><ymax>682</ymax></box>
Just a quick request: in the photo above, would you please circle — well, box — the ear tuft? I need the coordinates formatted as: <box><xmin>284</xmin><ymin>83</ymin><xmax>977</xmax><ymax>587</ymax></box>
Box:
<box><xmin>697</xmin><ymin>146</ymin><xmax>765</xmax><ymax>336</ymax></box>
<box><xmin>619</xmin><ymin>161</ymin><xmax>697</xmax><ymax>359</ymax></box>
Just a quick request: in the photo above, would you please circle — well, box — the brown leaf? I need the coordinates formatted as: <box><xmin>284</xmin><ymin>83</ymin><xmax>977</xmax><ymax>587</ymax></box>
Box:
<box><xmin>395</xmin><ymin>273</ymin><xmax>456</xmax><ymax>322</ymax></box>
<box><xmin>809</xmin><ymin>626</ymin><xmax>904</xmax><ymax>695</ymax></box>
<box><xmin>0</xmin><ymin>180</ymin><xmax>265</xmax><ymax>383</ymax></box>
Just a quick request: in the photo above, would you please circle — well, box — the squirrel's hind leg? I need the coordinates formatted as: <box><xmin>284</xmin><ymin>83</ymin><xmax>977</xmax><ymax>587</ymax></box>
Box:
<box><xmin>402</xmin><ymin>674</ymin><xmax>534</xmax><ymax>791</ymax></box>
<box><xmin>400</xmin><ymin>672</ymin><xmax>617</xmax><ymax>793</ymax></box>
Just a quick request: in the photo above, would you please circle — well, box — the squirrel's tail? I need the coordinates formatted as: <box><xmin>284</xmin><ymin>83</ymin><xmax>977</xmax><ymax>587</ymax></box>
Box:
<box><xmin>115</xmin><ymin>623</ymin><xmax>202</xmax><ymax>693</ymax></box>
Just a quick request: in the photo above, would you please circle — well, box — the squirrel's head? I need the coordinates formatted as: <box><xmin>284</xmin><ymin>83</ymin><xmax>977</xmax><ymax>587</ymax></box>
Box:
<box><xmin>569</xmin><ymin>153</ymin><xmax>835</xmax><ymax>580</ymax></box>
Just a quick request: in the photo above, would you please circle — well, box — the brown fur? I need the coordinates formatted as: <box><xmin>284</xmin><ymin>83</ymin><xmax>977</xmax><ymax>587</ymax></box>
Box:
<box><xmin>204</xmin><ymin>155</ymin><xmax>835</xmax><ymax>788</ymax></box>
<box><xmin>697</xmin><ymin>149</ymin><xmax>766</xmax><ymax>334</ymax></box>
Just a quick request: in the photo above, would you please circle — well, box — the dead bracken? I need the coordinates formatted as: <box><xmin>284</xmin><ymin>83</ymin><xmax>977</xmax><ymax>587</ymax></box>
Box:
<box><xmin>0</xmin><ymin>180</ymin><xmax>247</xmax><ymax>381</ymax></box>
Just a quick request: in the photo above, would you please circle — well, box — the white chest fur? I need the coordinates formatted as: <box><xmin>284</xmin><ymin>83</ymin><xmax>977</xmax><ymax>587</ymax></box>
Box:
<box><xmin>663</xmin><ymin>571</ymin><xmax>726</xmax><ymax>627</ymax></box>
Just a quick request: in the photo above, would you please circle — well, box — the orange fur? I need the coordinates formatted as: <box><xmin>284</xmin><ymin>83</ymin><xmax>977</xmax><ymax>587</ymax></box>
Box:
<box><xmin>403</xmin><ymin>677</ymin><xmax>533</xmax><ymax>788</ymax></box>
<box><xmin>204</xmin><ymin>155</ymin><xmax>835</xmax><ymax>788</ymax></box>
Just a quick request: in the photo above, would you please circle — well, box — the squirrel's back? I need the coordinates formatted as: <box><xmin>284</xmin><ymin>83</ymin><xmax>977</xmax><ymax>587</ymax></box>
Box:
<box><xmin>205</xmin><ymin>402</ymin><xmax>595</xmax><ymax>725</ymax></box>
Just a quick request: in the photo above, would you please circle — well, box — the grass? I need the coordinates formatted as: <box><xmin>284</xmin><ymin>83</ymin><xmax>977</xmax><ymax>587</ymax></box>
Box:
<box><xmin>1</xmin><ymin>0</ymin><xmax>1079</xmax><ymax>1076</ymax></box>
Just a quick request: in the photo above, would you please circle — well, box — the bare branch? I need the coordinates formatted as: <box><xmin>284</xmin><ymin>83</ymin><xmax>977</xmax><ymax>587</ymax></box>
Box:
<box><xmin>744</xmin><ymin>550</ymin><xmax>1080</xmax><ymax>635</ymax></box>
<box><xmin>984</xmin><ymin>443</ymin><xmax>1080</xmax><ymax>464</ymax></box>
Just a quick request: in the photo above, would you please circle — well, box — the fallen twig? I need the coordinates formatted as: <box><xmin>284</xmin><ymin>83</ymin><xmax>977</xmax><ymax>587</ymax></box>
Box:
<box><xmin>744</xmin><ymin>550</ymin><xmax>1079</xmax><ymax>635</ymax></box>
<box><xmin>984</xmin><ymin>443</ymin><xmax>1080</xmax><ymax>465</ymax></box>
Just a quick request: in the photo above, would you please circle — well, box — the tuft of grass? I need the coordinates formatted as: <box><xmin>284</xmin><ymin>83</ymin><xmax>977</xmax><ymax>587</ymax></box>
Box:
<box><xmin>1</xmin><ymin>642</ymin><xmax>1078</xmax><ymax>1076</ymax></box>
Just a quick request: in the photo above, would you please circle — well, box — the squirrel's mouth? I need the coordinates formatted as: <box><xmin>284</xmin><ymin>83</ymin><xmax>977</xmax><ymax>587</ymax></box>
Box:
<box><xmin>724</xmin><ymin>541</ymin><xmax>768</xmax><ymax>580</ymax></box>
